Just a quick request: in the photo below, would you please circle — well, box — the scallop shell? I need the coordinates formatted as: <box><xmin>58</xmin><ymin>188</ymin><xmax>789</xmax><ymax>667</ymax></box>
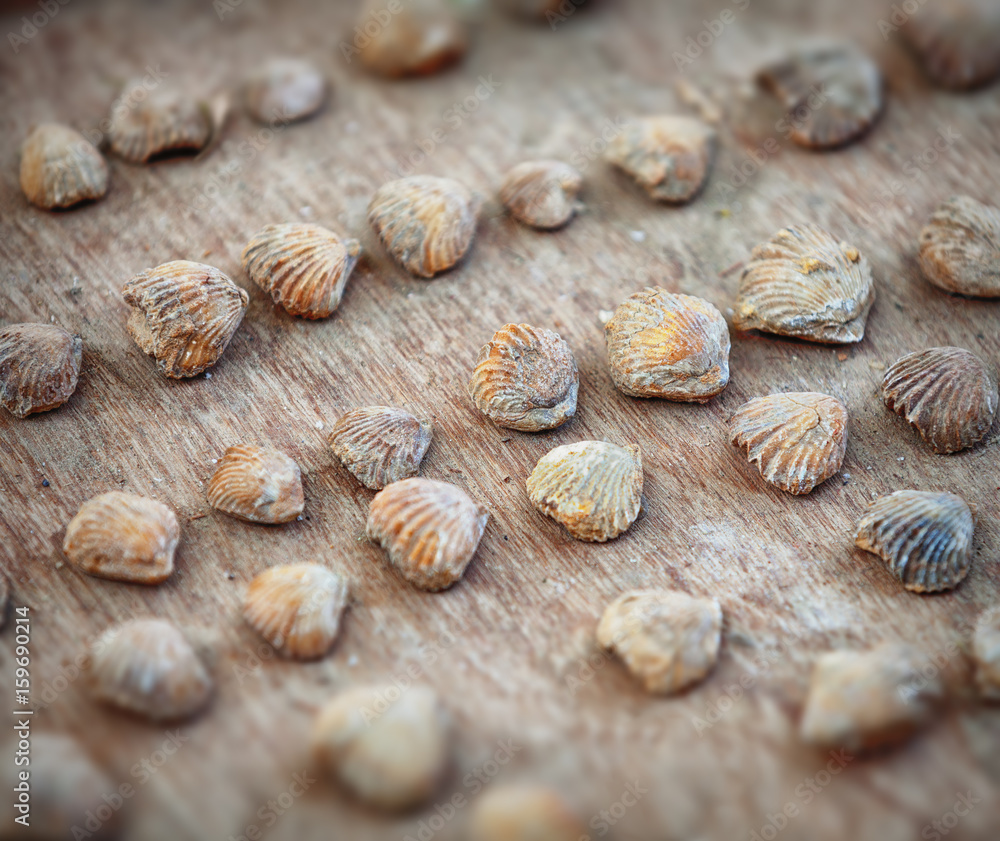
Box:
<box><xmin>854</xmin><ymin>490</ymin><xmax>977</xmax><ymax>593</ymax></box>
<box><xmin>469</xmin><ymin>786</ymin><xmax>586</xmax><ymax>841</ymax></box>
<box><xmin>604</xmin><ymin>288</ymin><xmax>730</xmax><ymax>402</ymax></box>
<box><xmin>734</xmin><ymin>224</ymin><xmax>875</xmax><ymax>343</ymax></box>
<box><xmin>0</xmin><ymin>323</ymin><xmax>82</xmax><ymax>417</ymax></box>
<box><xmin>918</xmin><ymin>196</ymin><xmax>1000</xmax><ymax>298</ymax></box>
<box><xmin>902</xmin><ymin>1</ymin><xmax>1000</xmax><ymax>90</ymax></box>
<box><xmin>605</xmin><ymin>116</ymin><xmax>715</xmax><ymax>203</ymax></box>
<box><xmin>20</xmin><ymin>123</ymin><xmax>108</xmax><ymax>210</ymax></box>
<box><xmin>242</xmin><ymin>223</ymin><xmax>361</xmax><ymax>318</ymax></box>
<box><xmin>329</xmin><ymin>406</ymin><xmax>433</xmax><ymax>490</ymax></box>
<box><xmin>108</xmin><ymin>84</ymin><xmax>211</xmax><ymax>163</ymax></box>
<box><xmin>63</xmin><ymin>492</ymin><xmax>179</xmax><ymax>584</ymax></box>
<box><xmin>368</xmin><ymin>175</ymin><xmax>479</xmax><ymax>278</ymax></box>
<box><xmin>972</xmin><ymin>607</ymin><xmax>1000</xmax><ymax>701</ymax></box>
<box><xmin>499</xmin><ymin>160</ymin><xmax>582</xmax><ymax>230</ymax></box>
<box><xmin>469</xmin><ymin>323</ymin><xmax>579</xmax><ymax>431</ymax></box>
<box><xmin>88</xmin><ymin>619</ymin><xmax>213</xmax><ymax>721</ymax></box>
<box><xmin>356</xmin><ymin>0</ymin><xmax>467</xmax><ymax>78</ymax></box>
<box><xmin>367</xmin><ymin>478</ymin><xmax>488</xmax><ymax>590</ymax></box>
<box><xmin>122</xmin><ymin>260</ymin><xmax>249</xmax><ymax>377</ymax></box>
<box><xmin>245</xmin><ymin>58</ymin><xmax>327</xmax><ymax>124</ymax></box>
<box><xmin>526</xmin><ymin>441</ymin><xmax>643</xmax><ymax>542</ymax></box>
<box><xmin>597</xmin><ymin>590</ymin><xmax>722</xmax><ymax>696</ymax></box>
<box><xmin>729</xmin><ymin>392</ymin><xmax>848</xmax><ymax>495</ymax></box>
<box><xmin>207</xmin><ymin>445</ymin><xmax>304</xmax><ymax>524</ymax></box>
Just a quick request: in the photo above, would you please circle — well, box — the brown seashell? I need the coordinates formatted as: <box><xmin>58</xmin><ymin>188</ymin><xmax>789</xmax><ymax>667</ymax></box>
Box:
<box><xmin>20</xmin><ymin>123</ymin><xmax>108</xmax><ymax>210</ymax></box>
<box><xmin>526</xmin><ymin>441</ymin><xmax>643</xmax><ymax>542</ymax></box>
<box><xmin>242</xmin><ymin>223</ymin><xmax>361</xmax><ymax>318</ymax></box>
<box><xmin>329</xmin><ymin>406</ymin><xmax>433</xmax><ymax>489</ymax></box>
<box><xmin>604</xmin><ymin>288</ymin><xmax>730</xmax><ymax>402</ymax></box>
<box><xmin>469</xmin><ymin>323</ymin><xmax>578</xmax><ymax>431</ymax></box>
<box><xmin>88</xmin><ymin>619</ymin><xmax>213</xmax><ymax>721</ymax></box>
<box><xmin>122</xmin><ymin>260</ymin><xmax>248</xmax><ymax>377</ymax></box>
<box><xmin>0</xmin><ymin>323</ymin><xmax>82</xmax><ymax>417</ymax></box>
<box><xmin>734</xmin><ymin>224</ymin><xmax>875</xmax><ymax>343</ymax></box>
<box><xmin>972</xmin><ymin>607</ymin><xmax>1000</xmax><ymax>701</ymax></box>
<box><xmin>108</xmin><ymin>83</ymin><xmax>211</xmax><ymax>163</ymax></box>
<box><xmin>729</xmin><ymin>392</ymin><xmax>848</xmax><ymax>495</ymax></box>
<box><xmin>468</xmin><ymin>786</ymin><xmax>586</xmax><ymax>841</ymax></box>
<box><xmin>597</xmin><ymin>590</ymin><xmax>722</xmax><ymax>695</ymax></box>
<box><xmin>245</xmin><ymin>58</ymin><xmax>327</xmax><ymax>124</ymax></box>
<box><xmin>605</xmin><ymin>116</ymin><xmax>715</xmax><ymax>203</ymax></box>
<box><xmin>243</xmin><ymin>563</ymin><xmax>349</xmax><ymax>659</ymax></box>
<box><xmin>368</xmin><ymin>175</ymin><xmax>479</xmax><ymax>277</ymax></box>
<box><xmin>854</xmin><ymin>490</ymin><xmax>977</xmax><ymax>593</ymax></box>
<box><xmin>918</xmin><ymin>196</ymin><xmax>1000</xmax><ymax>298</ymax></box>
<box><xmin>499</xmin><ymin>160</ymin><xmax>582</xmax><ymax>230</ymax></box>
<box><xmin>367</xmin><ymin>478</ymin><xmax>488</xmax><ymax>591</ymax></box>
<box><xmin>902</xmin><ymin>0</ymin><xmax>1000</xmax><ymax>90</ymax></box>
<box><xmin>355</xmin><ymin>0</ymin><xmax>467</xmax><ymax>78</ymax></box>
<box><xmin>63</xmin><ymin>492</ymin><xmax>179</xmax><ymax>584</ymax></box>
<box><xmin>207</xmin><ymin>445</ymin><xmax>304</xmax><ymax>524</ymax></box>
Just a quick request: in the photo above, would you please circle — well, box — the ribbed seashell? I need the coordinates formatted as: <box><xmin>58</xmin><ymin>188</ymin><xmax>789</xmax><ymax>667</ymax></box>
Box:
<box><xmin>243</xmin><ymin>564</ymin><xmax>349</xmax><ymax>659</ymax></box>
<box><xmin>469</xmin><ymin>786</ymin><xmax>586</xmax><ymax>841</ymax></box>
<box><xmin>882</xmin><ymin>347</ymin><xmax>997</xmax><ymax>454</ymax></box>
<box><xmin>854</xmin><ymin>490</ymin><xmax>977</xmax><ymax>593</ymax></box>
<box><xmin>329</xmin><ymin>406</ymin><xmax>433</xmax><ymax>490</ymax></box>
<box><xmin>526</xmin><ymin>441</ymin><xmax>643</xmax><ymax>542</ymax></box>
<box><xmin>312</xmin><ymin>685</ymin><xmax>450</xmax><ymax>811</ymax></box>
<box><xmin>63</xmin><ymin>492</ymin><xmax>179</xmax><ymax>584</ymax></box>
<box><xmin>207</xmin><ymin>445</ymin><xmax>304</xmax><ymax>524</ymax></box>
<box><xmin>902</xmin><ymin>0</ymin><xmax>1000</xmax><ymax>90</ymax></box>
<box><xmin>972</xmin><ymin>607</ymin><xmax>1000</xmax><ymax>701</ymax></box>
<box><xmin>604</xmin><ymin>288</ymin><xmax>730</xmax><ymax>402</ymax></box>
<box><xmin>122</xmin><ymin>260</ymin><xmax>248</xmax><ymax>377</ymax></box>
<box><xmin>499</xmin><ymin>160</ymin><xmax>582</xmax><ymax>230</ymax></box>
<box><xmin>245</xmin><ymin>58</ymin><xmax>327</xmax><ymax>124</ymax></box>
<box><xmin>469</xmin><ymin>323</ymin><xmax>578</xmax><ymax>431</ymax></box>
<box><xmin>356</xmin><ymin>0</ymin><xmax>467</xmax><ymax>78</ymax></box>
<box><xmin>242</xmin><ymin>223</ymin><xmax>361</xmax><ymax>318</ymax></box>
<box><xmin>107</xmin><ymin>83</ymin><xmax>211</xmax><ymax>163</ymax></box>
<box><xmin>0</xmin><ymin>323</ymin><xmax>82</xmax><ymax>417</ymax></box>
<box><xmin>367</xmin><ymin>478</ymin><xmax>488</xmax><ymax>591</ymax></box>
<box><xmin>605</xmin><ymin>116</ymin><xmax>715</xmax><ymax>203</ymax></box>
<box><xmin>734</xmin><ymin>224</ymin><xmax>875</xmax><ymax>343</ymax></box>
<box><xmin>597</xmin><ymin>590</ymin><xmax>722</xmax><ymax>696</ymax></box>
<box><xmin>368</xmin><ymin>175</ymin><xmax>479</xmax><ymax>278</ymax></box>
<box><xmin>918</xmin><ymin>196</ymin><xmax>1000</xmax><ymax>298</ymax></box>
<box><xmin>729</xmin><ymin>392</ymin><xmax>848</xmax><ymax>495</ymax></box>
<box><xmin>20</xmin><ymin>123</ymin><xmax>108</xmax><ymax>210</ymax></box>
<box><xmin>88</xmin><ymin>619</ymin><xmax>213</xmax><ymax>721</ymax></box>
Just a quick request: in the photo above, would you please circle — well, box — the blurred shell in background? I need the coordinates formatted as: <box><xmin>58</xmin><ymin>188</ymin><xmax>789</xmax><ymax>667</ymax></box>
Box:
<box><xmin>20</xmin><ymin>123</ymin><xmax>108</xmax><ymax>209</ymax></box>
<box><xmin>245</xmin><ymin>58</ymin><xmax>327</xmax><ymax>124</ymax></box>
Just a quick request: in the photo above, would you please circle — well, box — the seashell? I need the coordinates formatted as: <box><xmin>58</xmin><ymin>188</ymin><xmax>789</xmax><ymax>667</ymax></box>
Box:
<box><xmin>729</xmin><ymin>392</ymin><xmax>848</xmax><ymax>495</ymax></box>
<box><xmin>800</xmin><ymin>644</ymin><xmax>944</xmax><ymax>750</ymax></box>
<box><xmin>902</xmin><ymin>0</ymin><xmax>1000</xmax><ymax>90</ymax></box>
<box><xmin>243</xmin><ymin>563</ymin><xmax>349</xmax><ymax>659</ymax></box>
<box><xmin>757</xmin><ymin>44</ymin><xmax>884</xmax><ymax>149</ymax></box>
<box><xmin>108</xmin><ymin>83</ymin><xmax>211</xmax><ymax>163</ymax></box>
<box><xmin>329</xmin><ymin>406</ymin><xmax>433</xmax><ymax>489</ymax></box>
<box><xmin>367</xmin><ymin>478</ymin><xmax>488</xmax><ymax>590</ymax></box>
<box><xmin>734</xmin><ymin>224</ymin><xmax>875</xmax><ymax>343</ymax></box>
<box><xmin>312</xmin><ymin>684</ymin><xmax>450</xmax><ymax>811</ymax></box>
<box><xmin>972</xmin><ymin>607</ymin><xmax>1000</xmax><ymax>701</ymax></box>
<box><xmin>469</xmin><ymin>323</ymin><xmax>579</xmax><ymax>431</ymax></box>
<box><xmin>245</xmin><ymin>58</ymin><xmax>327</xmax><ymax>124</ymax></box>
<box><xmin>526</xmin><ymin>441</ymin><xmax>643</xmax><ymax>542</ymax></box>
<box><xmin>63</xmin><ymin>492</ymin><xmax>179</xmax><ymax>584</ymax></box>
<box><xmin>918</xmin><ymin>196</ymin><xmax>1000</xmax><ymax>298</ymax></box>
<box><xmin>499</xmin><ymin>160</ymin><xmax>582</xmax><ymax>230</ymax></box>
<box><xmin>604</xmin><ymin>288</ymin><xmax>730</xmax><ymax>402</ymax></box>
<box><xmin>122</xmin><ymin>260</ymin><xmax>248</xmax><ymax>378</ymax></box>
<box><xmin>242</xmin><ymin>223</ymin><xmax>361</xmax><ymax>319</ymax></box>
<box><xmin>0</xmin><ymin>323</ymin><xmax>82</xmax><ymax>417</ymax></box>
<box><xmin>20</xmin><ymin>123</ymin><xmax>108</xmax><ymax>210</ymax></box>
<box><xmin>88</xmin><ymin>619</ymin><xmax>213</xmax><ymax>721</ymax></box>
<box><xmin>854</xmin><ymin>490</ymin><xmax>977</xmax><ymax>593</ymax></box>
<box><xmin>207</xmin><ymin>445</ymin><xmax>304</xmax><ymax>524</ymax></box>
<box><xmin>881</xmin><ymin>347</ymin><xmax>997</xmax><ymax>454</ymax></box>
<box><xmin>356</xmin><ymin>0</ymin><xmax>467</xmax><ymax>78</ymax></box>
<box><xmin>596</xmin><ymin>590</ymin><xmax>722</xmax><ymax>696</ymax></box>
<box><xmin>605</xmin><ymin>116</ymin><xmax>715</xmax><ymax>203</ymax></box>
<box><xmin>367</xmin><ymin>175</ymin><xmax>479</xmax><ymax>278</ymax></box>
<box><xmin>468</xmin><ymin>786</ymin><xmax>586</xmax><ymax>841</ymax></box>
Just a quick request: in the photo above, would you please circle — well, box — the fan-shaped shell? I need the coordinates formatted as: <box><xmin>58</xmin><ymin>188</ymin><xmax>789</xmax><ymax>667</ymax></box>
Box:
<box><xmin>207</xmin><ymin>445</ymin><xmax>304</xmax><ymax>524</ymax></box>
<box><xmin>108</xmin><ymin>84</ymin><xmax>211</xmax><ymax>163</ymax></box>
<box><xmin>918</xmin><ymin>196</ymin><xmax>1000</xmax><ymax>298</ymax></box>
<box><xmin>729</xmin><ymin>392</ymin><xmax>848</xmax><ymax>495</ymax></box>
<box><xmin>469</xmin><ymin>786</ymin><xmax>586</xmax><ymax>841</ymax></box>
<box><xmin>854</xmin><ymin>490</ymin><xmax>977</xmax><ymax>593</ymax></box>
<box><xmin>499</xmin><ymin>160</ymin><xmax>582</xmax><ymax>230</ymax></box>
<box><xmin>902</xmin><ymin>1</ymin><xmax>1000</xmax><ymax>90</ymax></box>
<box><xmin>526</xmin><ymin>441</ymin><xmax>643</xmax><ymax>542</ymax></box>
<box><xmin>972</xmin><ymin>607</ymin><xmax>1000</xmax><ymax>701</ymax></box>
<box><xmin>245</xmin><ymin>58</ymin><xmax>327</xmax><ymax>124</ymax></box>
<box><xmin>356</xmin><ymin>0</ymin><xmax>467</xmax><ymax>78</ymax></box>
<box><xmin>63</xmin><ymin>492</ymin><xmax>179</xmax><ymax>584</ymax></box>
<box><xmin>734</xmin><ymin>224</ymin><xmax>875</xmax><ymax>343</ymax></box>
<box><xmin>367</xmin><ymin>478</ymin><xmax>488</xmax><ymax>590</ymax></box>
<box><xmin>604</xmin><ymin>288</ymin><xmax>730</xmax><ymax>402</ymax></box>
<box><xmin>122</xmin><ymin>260</ymin><xmax>248</xmax><ymax>377</ymax></box>
<box><xmin>329</xmin><ymin>406</ymin><xmax>433</xmax><ymax>489</ymax></box>
<box><xmin>469</xmin><ymin>323</ymin><xmax>579</xmax><ymax>431</ymax></box>
<box><xmin>20</xmin><ymin>123</ymin><xmax>108</xmax><ymax>210</ymax></box>
<box><xmin>0</xmin><ymin>323</ymin><xmax>82</xmax><ymax>417</ymax></box>
<box><xmin>242</xmin><ymin>223</ymin><xmax>361</xmax><ymax>318</ymax></box>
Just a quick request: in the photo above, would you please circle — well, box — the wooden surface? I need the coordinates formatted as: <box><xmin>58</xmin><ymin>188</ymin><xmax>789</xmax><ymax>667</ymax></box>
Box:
<box><xmin>1</xmin><ymin>1</ymin><xmax>999</xmax><ymax>839</ymax></box>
